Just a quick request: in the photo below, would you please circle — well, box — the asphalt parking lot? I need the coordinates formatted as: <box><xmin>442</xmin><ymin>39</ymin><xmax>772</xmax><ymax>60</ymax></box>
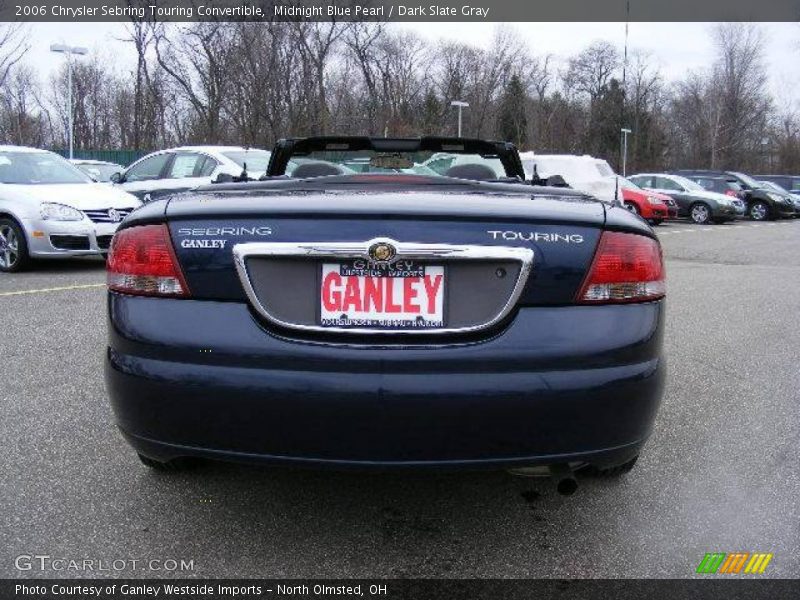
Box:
<box><xmin>1</xmin><ymin>219</ymin><xmax>798</xmax><ymax>579</ymax></box>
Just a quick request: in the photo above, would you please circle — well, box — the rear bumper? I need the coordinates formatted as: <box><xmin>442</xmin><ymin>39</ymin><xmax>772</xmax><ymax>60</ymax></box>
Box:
<box><xmin>105</xmin><ymin>294</ymin><xmax>666</xmax><ymax>468</ymax></box>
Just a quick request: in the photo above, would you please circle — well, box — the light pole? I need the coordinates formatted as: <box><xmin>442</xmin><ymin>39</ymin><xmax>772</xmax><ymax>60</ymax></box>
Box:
<box><xmin>451</xmin><ymin>100</ymin><xmax>469</xmax><ymax>137</ymax></box>
<box><xmin>620</xmin><ymin>128</ymin><xmax>632</xmax><ymax>176</ymax></box>
<box><xmin>50</xmin><ymin>43</ymin><xmax>88</xmax><ymax>159</ymax></box>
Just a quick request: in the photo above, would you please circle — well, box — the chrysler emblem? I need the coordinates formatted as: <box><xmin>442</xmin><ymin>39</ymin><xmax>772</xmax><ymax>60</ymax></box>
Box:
<box><xmin>368</xmin><ymin>241</ymin><xmax>396</xmax><ymax>263</ymax></box>
<box><xmin>108</xmin><ymin>208</ymin><xmax>122</xmax><ymax>223</ymax></box>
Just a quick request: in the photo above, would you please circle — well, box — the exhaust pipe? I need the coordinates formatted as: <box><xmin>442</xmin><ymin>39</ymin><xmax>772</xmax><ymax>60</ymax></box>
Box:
<box><xmin>549</xmin><ymin>463</ymin><xmax>578</xmax><ymax>496</ymax></box>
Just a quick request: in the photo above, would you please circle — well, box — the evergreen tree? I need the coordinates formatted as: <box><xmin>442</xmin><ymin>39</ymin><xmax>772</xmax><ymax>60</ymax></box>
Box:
<box><xmin>497</xmin><ymin>74</ymin><xmax>528</xmax><ymax>147</ymax></box>
<box><xmin>420</xmin><ymin>88</ymin><xmax>441</xmax><ymax>135</ymax></box>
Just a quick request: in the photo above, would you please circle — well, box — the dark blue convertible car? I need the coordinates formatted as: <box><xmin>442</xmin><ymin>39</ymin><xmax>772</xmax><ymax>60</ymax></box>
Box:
<box><xmin>105</xmin><ymin>137</ymin><xmax>665</xmax><ymax>489</ymax></box>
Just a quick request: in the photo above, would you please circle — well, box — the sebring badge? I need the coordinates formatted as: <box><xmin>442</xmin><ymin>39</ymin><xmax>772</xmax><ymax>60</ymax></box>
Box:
<box><xmin>368</xmin><ymin>241</ymin><xmax>396</xmax><ymax>263</ymax></box>
<box><xmin>107</xmin><ymin>208</ymin><xmax>122</xmax><ymax>223</ymax></box>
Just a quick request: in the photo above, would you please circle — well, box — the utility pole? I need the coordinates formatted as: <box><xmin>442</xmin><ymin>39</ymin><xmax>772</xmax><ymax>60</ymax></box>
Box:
<box><xmin>621</xmin><ymin>128</ymin><xmax>632</xmax><ymax>176</ymax></box>
<box><xmin>451</xmin><ymin>100</ymin><xmax>469</xmax><ymax>137</ymax></box>
<box><xmin>50</xmin><ymin>43</ymin><xmax>88</xmax><ymax>159</ymax></box>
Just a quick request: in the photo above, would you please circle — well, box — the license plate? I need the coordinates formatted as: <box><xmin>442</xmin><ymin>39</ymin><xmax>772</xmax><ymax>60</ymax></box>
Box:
<box><xmin>319</xmin><ymin>260</ymin><xmax>445</xmax><ymax>329</ymax></box>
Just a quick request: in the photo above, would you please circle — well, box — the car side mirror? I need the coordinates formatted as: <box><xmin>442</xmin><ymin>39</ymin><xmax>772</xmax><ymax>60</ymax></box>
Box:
<box><xmin>110</xmin><ymin>172</ymin><xmax>122</xmax><ymax>184</ymax></box>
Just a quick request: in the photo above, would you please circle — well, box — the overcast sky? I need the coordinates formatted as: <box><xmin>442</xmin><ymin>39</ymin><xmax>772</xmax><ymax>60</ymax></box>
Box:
<box><xmin>24</xmin><ymin>21</ymin><xmax>800</xmax><ymax>110</ymax></box>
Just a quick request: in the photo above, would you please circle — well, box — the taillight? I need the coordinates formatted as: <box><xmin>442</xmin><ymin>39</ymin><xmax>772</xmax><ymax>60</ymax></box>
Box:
<box><xmin>577</xmin><ymin>231</ymin><xmax>665</xmax><ymax>303</ymax></box>
<box><xmin>107</xmin><ymin>224</ymin><xmax>189</xmax><ymax>297</ymax></box>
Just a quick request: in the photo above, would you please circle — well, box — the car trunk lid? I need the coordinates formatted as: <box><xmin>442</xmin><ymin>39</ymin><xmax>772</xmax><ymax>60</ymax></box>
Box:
<box><xmin>164</xmin><ymin>189</ymin><xmax>608</xmax><ymax>335</ymax></box>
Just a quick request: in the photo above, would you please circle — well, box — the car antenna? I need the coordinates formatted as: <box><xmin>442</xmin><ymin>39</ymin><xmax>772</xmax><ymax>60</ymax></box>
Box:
<box><xmin>531</xmin><ymin>164</ymin><xmax>544</xmax><ymax>187</ymax></box>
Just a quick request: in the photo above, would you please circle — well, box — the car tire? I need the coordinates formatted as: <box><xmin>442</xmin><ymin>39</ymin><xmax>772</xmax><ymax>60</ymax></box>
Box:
<box><xmin>649</xmin><ymin>219</ymin><xmax>663</xmax><ymax>226</ymax></box>
<box><xmin>749</xmin><ymin>201</ymin><xmax>770</xmax><ymax>221</ymax></box>
<box><xmin>624</xmin><ymin>202</ymin><xmax>640</xmax><ymax>215</ymax></box>
<box><xmin>689</xmin><ymin>203</ymin><xmax>711</xmax><ymax>225</ymax></box>
<box><xmin>0</xmin><ymin>217</ymin><xmax>31</xmax><ymax>273</ymax></box>
<box><xmin>588</xmin><ymin>455</ymin><xmax>639</xmax><ymax>477</ymax></box>
<box><xmin>138</xmin><ymin>453</ymin><xmax>195</xmax><ymax>472</ymax></box>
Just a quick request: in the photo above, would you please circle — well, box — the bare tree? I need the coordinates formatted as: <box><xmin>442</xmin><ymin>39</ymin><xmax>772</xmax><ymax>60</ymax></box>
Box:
<box><xmin>625</xmin><ymin>50</ymin><xmax>666</xmax><ymax>171</ymax></box>
<box><xmin>153</xmin><ymin>22</ymin><xmax>237</xmax><ymax>143</ymax></box>
<box><xmin>0</xmin><ymin>64</ymin><xmax>48</xmax><ymax>146</ymax></box>
<box><xmin>710</xmin><ymin>23</ymin><xmax>771</xmax><ymax>168</ymax></box>
<box><xmin>120</xmin><ymin>15</ymin><xmax>170</xmax><ymax>150</ymax></box>
<box><xmin>666</xmin><ymin>24</ymin><xmax>771</xmax><ymax>170</ymax></box>
<box><xmin>0</xmin><ymin>22</ymin><xmax>27</xmax><ymax>90</ymax></box>
<box><xmin>564</xmin><ymin>40</ymin><xmax>620</xmax><ymax>103</ymax></box>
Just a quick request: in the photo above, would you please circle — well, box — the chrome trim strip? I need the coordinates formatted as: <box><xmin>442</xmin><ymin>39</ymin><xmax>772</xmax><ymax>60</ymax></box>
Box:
<box><xmin>232</xmin><ymin>238</ymin><xmax>534</xmax><ymax>336</ymax></box>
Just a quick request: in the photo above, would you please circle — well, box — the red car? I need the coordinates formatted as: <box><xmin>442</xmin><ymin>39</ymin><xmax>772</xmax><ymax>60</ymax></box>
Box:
<box><xmin>620</xmin><ymin>179</ymin><xmax>672</xmax><ymax>225</ymax></box>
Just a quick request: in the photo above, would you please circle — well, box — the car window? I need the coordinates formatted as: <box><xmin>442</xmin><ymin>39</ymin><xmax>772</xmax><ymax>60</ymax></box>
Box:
<box><xmin>594</xmin><ymin>161</ymin><xmax>614</xmax><ymax>177</ymax></box>
<box><xmin>619</xmin><ymin>177</ymin><xmax>643</xmax><ymax>191</ymax></box>
<box><xmin>167</xmin><ymin>153</ymin><xmax>205</xmax><ymax>179</ymax></box>
<box><xmin>125</xmin><ymin>154</ymin><xmax>171</xmax><ymax>182</ymax></box>
<box><xmin>767</xmin><ymin>177</ymin><xmax>789</xmax><ymax>189</ymax></box>
<box><xmin>220</xmin><ymin>150</ymin><xmax>271</xmax><ymax>173</ymax></box>
<box><xmin>730</xmin><ymin>172</ymin><xmax>760</xmax><ymax>189</ymax></box>
<box><xmin>671</xmin><ymin>175</ymin><xmax>704</xmax><ymax>191</ymax></box>
<box><xmin>655</xmin><ymin>177</ymin><xmax>683</xmax><ymax>192</ymax></box>
<box><xmin>196</xmin><ymin>156</ymin><xmax>218</xmax><ymax>177</ymax></box>
<box><xmin>287</xmin><ymin>150</ymin><xmax>506</xmax><ymax>180</ymax></box>
<box><xmin>424</xmin><ymin>156</ymin><xmax>457</xmax><ymax>175</ymax></box>
<box><xmin>76</xmin><ymin>163</ymin><xmax>122</xmax><ymax>182</ymax></box>
<box><xmin>694</xmin><ymin>178</ymin><xmax>716</xmax><ymax>191</ymax></box>
<box><xmin>629</xmin><ymin>176</ymin><xmax>652</xmax><ymax>188</ymax></box>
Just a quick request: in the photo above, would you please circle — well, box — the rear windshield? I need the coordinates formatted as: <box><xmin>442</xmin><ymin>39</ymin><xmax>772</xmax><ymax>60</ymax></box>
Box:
<box><xmin>221</xmin><ymin>150</ymin><xmax>272</xmax><ymax>172</ymax></box>
<box><xmin>0</xmin><ymin>151</ymin><xmax>92</xmax><ymax>184</ymax></box>
<box><xmin>287</xmin><ymin>150</ymin><xmax>510</xmax><ymax>180</ymax></box>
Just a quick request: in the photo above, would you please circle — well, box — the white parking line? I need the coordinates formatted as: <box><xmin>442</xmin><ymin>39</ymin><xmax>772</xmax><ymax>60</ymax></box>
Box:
<box><xmin>0</xmin><ymin>283</ymin><xmax>105</xmax><ymax>297</ymax></box>
<box><xmin>658</xmin><ymin>220</ymin><xmax>799</xmax><ymax>236</ymax></box>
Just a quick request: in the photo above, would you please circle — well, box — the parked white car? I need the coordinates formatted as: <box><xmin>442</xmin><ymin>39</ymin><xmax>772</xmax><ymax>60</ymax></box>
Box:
<box><xmin>0</xmin><ymin>146</ymin><xmax>141</xmax><ymax>272</ymax></box>
<box><xmin>112</xmin><ymin>146</ymin><xmax>272</xmax><ymax>202</ymax></box>
<box><xmin>519</xmin><ymin>152</ymin><xmax>620</xmax><ymax>204</ymax></box>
